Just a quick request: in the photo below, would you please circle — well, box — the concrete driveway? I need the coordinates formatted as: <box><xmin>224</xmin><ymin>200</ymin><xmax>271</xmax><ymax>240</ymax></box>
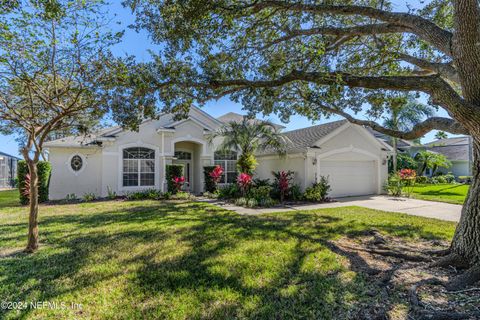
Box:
<box><xmin>212</xmin><ymin>195</ymin><xmax>462</xmax><ymax>222</ymax></box>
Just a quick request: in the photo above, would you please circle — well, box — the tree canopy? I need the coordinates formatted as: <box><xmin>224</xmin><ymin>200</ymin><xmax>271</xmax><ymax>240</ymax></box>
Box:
<box><xmin>123</xmin><ymin>0</ymin><xmax>471</xmax><ymax>140</ymax></box>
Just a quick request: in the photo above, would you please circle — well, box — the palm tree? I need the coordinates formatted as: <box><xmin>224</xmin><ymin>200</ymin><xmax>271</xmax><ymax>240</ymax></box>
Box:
<box><xmin>207</xmin><ymin>117</ymin><xmax>290</xmax><ymax>174</ymax></box>
<box><xmin>435</xmin><ymin>131</ymin><xmax>448</xmax><ymax>140</ymax></box>
<box><xmin>415</xmin><ymin>150</ymin><xmax>452</xmax><ymax>176</ymax></box>
<box><xmin>382</xmin><ymin>95</ymin><xmax>434</xmax><ymax>172</ymax></box>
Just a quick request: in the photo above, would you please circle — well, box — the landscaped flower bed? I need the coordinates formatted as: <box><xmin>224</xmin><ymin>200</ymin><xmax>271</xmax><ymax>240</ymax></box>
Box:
<box><xmin>203</xmin><ymin>166</ymin><xmax>334</xmax><ymax>208</ymax></box>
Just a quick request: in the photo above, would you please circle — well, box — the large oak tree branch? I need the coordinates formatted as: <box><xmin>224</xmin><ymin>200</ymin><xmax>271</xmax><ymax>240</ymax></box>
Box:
<box><xmin>204</xmin><ymin>71</ymin><xmax>468</xmax><ymax>116</ymax></box>
<box><xmin>396</xmin><ymin>53</ymin><xmax>459</xmax><ymax>84</ymax></box>
<box><xmin>251</xmin><ymin>1</ymin><xmax>453</xmax><ymax>55</ymax></box>
<box><xmin>305</xmin><ymin>100</ymin><xmax>468</xmax><ymax>139</ymax></box>
<box><xmin>261</xmin><ymin>23</ymin><xmax>408</xmax><ymax>50</ymax></box>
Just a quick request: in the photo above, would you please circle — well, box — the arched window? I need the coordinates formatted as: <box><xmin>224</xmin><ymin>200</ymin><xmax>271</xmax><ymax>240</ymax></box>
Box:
<box><xmin>123</xmin><ymin>147</ymin><xmax>155</xmax><ymax>187</ymax></box>
<box><xmin>214</xmin><ymin>151</ymin><xmax>238</xmax><ymax>183</ymax></box>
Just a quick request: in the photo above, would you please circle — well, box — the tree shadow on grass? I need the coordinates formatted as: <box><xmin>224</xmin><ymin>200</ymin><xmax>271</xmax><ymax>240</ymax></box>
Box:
<box><xmin>0</xmin><ymin>202</ymin><xmax>449</xmax><ymax>319</ymax></box>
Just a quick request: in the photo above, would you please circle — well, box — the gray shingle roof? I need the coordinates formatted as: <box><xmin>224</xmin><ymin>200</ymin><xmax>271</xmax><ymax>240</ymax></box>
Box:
<box><xmin>257</xmin><ymin>120</ymin><xmax>348</xmax><ymax>155</ymax></box>
<box><xmin>283</xmin><ymin>120</ymin><xmax>348</xmax><ymax>150</ymax></box>
<box><xmin>423</xmin><ymin>137</ymin><xmax>472</xmax><ymax>161</ymax></box>
<box><xmin>365</xmin><ymin>127</ymin><xmax>416</xmax><ymax>149</ymax></box>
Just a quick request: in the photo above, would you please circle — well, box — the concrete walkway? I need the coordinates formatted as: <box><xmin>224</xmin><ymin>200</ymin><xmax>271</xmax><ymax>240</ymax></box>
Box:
<box><xmin>209</xmin><ymin>195</ymin><xmax>462</xmax><ymax>222</ymax></box>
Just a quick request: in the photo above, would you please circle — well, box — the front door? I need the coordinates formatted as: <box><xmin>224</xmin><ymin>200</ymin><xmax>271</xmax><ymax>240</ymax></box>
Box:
<box><xmin>173</xmin><ymin>151</ymin><xmax>193</xmax><ymax>192</ymax></box>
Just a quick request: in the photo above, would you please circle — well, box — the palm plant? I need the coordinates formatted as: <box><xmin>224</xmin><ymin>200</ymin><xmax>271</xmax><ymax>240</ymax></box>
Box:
<box><xmin>415</xmin><ymin>150</ymin><xmax>451</xmax><ymax>176</ymax></box>
<box><xmin>382</xmin><ymin>95</ymin><xmax>434</xmax><ymax>172</ymax></box>
<box><xmin>207</xmin><ymin>117</ymin><xmax>290</xmax><ymax>174</ymax></box>
<box><xmin>435</xmin><ymin>131</ymin><xmax>448</xmax><ymax>140</ymax></box>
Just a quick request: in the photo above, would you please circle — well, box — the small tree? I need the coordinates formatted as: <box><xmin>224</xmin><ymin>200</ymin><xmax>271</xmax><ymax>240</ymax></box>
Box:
<box><xmin>0</xmin><ymin>1</ymin><xmax>149</xmax><ymax>252</ymax></box>
<box><xmin>415</xmin><ymin>151</ymin><xmax>451</xmax><ymax>176</ymax></box>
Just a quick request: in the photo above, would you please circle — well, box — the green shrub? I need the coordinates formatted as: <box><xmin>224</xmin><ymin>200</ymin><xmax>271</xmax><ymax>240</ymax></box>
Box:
<box><xmin>289</xmin><ymin>184</ymin><xmax>303</xmax><ymax>201</ymax></box>
<box><xmin>258</xmin><ymin>197</ymin><xmax>277</xmax><ymax>207</ymax></box>
<box><xmin>385</xmin><ymin>173</ymin><xmax>403</xmax><ymax>196</ymax></box>
<box><xmin>202</xmin><ymin>191</ymin><xmax>219</xmax><ymax>199</ymax></box>
<box><xmin>107</xmin><ymin>186</ymin><xmax>117</xmax><ymax>200</ymax></box>
<box><xmin>218</xmin><ymin>183</ymin><xmax>240</xmax><ymax>199</ymax></box>
<box><xmin>17</xmin><ymin>160</ymin><xmax>51</xmax><ymax>205</ymax></box>
<box><xmin>234</xmin><ymin>197</ymin><xmax>248</xmax><ymax>206</ymax></box>
<box><xmin>444</xmin><ymin>173</ymin><xmax>456</xmax><ymax>183</ymax></box>
<box><xmin>458</xmin><ymin>176</ymin><xmax>472</xmax><ymax>184</ymax></box>
<box><xmin>174</xmin><ymin>191</ymin><xmax>191</xmax><ymax>200</ymax></box>
<box><xmin>203</xmin><ymin>166</ymin><xmax>217</xmax><ymax>193</ymax></box>
<box><xmin>83</xmin><ymin>192</ymin><xmax>97</xmax><ymax>202</ymax></box>
<box><xmin>125</xmin><ymin>189</ymin><xmax>161</xmax><ymax>201</ymax></box>
<box><xmin>304</xmin><ymin>176</ymin><xmax>331</xmax><ymax>202</ymax></box>
<box><xmin>415</xmin><ymin>176</ymin><xmax>429</xmax><ymax>184</ymax></box>
<box><xmin>248</xmin><ymin>185</ymin><xmax>272</xmax><ymax>201</ymax></box>
<box><xmin>166</xmin><ymin>164</ymin><xmax>184</xmax><ymax>193</ymax></box>
<box><xmin>253</xmin><ymin>178</ymin><xmax>271</xmax><ymax>187</ymax></box>
<box><xmin>432</xmin><ymin>175</ymin><xmax>448</xmax><ymax>184</ymax></box>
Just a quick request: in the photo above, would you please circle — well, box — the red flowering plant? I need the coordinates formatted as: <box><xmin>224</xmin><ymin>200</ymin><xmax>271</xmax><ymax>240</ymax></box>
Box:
<box><xmin>209</xmin><ymin>165</ymin><xmax>224</xmax><ymax>185</ymax></box>
<box><xmin>237</xmin><ymin>172</ymin><xmax>252</xmax><ymax>196</ymax></box>
<box><xmin>272</xmin><ymin>170</ymin><xmax>294</xmax><ymax>203</ymax></box>
<box><xmin>172</xmin><ymin>176</ymin><xmax>186</xmax><ymax>193</ymax></box>
<box><xmin>387</xmin><ymin>168</ymin><xmax>417</xmax><ymax>197</ymax></box>
<box><xmin>399</xmin><ymin>168</ymin><xmax>416</xmax><ymax>196</ymax></box>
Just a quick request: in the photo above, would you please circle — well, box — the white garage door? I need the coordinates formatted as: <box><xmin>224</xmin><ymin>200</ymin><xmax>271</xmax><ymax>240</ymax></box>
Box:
<box><xmin>319</xmin><ymin>160</ymin><xmax>377</xmax><ymax>198</ymax></box>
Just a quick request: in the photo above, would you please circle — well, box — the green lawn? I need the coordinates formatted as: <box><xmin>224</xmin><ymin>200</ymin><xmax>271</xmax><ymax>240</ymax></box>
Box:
<box><xmin>410</xmin><ymin>183</ymin><xmax>469</xmax><ymax>205</ymax></box>
<box><xmin>0</xmin><ymin>190</ymin><xmax>456</xmax><ymax>319</ymax></box>
<box><xmin>0</xmin><ymin>189</ymin><xmax>20</xmax><ymax>210</ymax></box>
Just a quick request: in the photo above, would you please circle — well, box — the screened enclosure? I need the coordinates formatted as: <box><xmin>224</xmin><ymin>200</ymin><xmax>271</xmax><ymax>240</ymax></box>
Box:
<box><xmin>0</xmin><ymin>152</ymin><xmax>19</xmax><ymax>188</ymax></box>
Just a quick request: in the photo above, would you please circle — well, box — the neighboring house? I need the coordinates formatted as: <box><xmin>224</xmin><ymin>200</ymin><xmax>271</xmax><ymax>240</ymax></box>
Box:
<box><xmin>0</xmin><ymin>151</ymin><xmax>20</xmax><ymax>189</ymax></box>
<box><xmin>44</xmin><ymin>107</ymin><xmax>391</xmax><ymax>200</ymax></box>
<box><xmin>422</xmin><ymin>136</ymin><xmax>473</xmax><ymax>177</ymax></box>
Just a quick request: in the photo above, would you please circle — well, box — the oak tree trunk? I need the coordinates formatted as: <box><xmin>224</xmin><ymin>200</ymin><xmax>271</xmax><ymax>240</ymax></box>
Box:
<box><xmin>25</xmin><ymin>160</ymin><xmax>39</xmax><ymax>253</ymax></box>
<box><xmin>450</xmin><ymin>138</ymin><xmax>480</xmax><ymax>265</ymax></box>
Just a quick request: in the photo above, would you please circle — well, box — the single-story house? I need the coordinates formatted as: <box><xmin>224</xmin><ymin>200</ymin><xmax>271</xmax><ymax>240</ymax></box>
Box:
<box><xmin>0</xmin><ymin>151</ymin><xmax>20</xmax><ymax>189</ymax></box>
<box><xmin>44</xmin><ymin>107</ymin><xmax>391</xmax><ymax>200</ymax></box>
<box><xmin>422</xmin><ymin>136</ymin><xmax>473</xmax><ymax>177</ymax></box>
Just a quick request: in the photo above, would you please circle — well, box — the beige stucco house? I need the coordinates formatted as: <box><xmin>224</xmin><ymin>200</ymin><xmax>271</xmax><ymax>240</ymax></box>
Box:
<box><xmin>45</xmin><ymin>106</ymin><xmax>391</xmax><ymax>200</ymax></box>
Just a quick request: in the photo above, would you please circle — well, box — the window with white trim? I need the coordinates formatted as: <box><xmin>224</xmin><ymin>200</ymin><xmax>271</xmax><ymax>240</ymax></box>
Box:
<box><xmin>123</xmin><ymin>147</ymin><xmax>155</xmax><ymax>187</ymax></box>
<box><xmin>214</xmin><ymin>151</ymin><xmax>238</xmax><ymax>183</ymax></box>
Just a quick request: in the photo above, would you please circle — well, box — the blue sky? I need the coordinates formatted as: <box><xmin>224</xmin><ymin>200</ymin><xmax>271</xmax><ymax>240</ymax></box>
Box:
<box><xmin>0</xmin><ymin>1</ymin><xmax>454</xmax><ymax>157</ymax></box>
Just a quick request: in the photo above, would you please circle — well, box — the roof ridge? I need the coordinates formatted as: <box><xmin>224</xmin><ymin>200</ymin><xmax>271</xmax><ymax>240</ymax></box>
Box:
<box><xmin>283</xmin><ymin>119</ymin><xmax>347</xmax><ymax>134</ymax></box>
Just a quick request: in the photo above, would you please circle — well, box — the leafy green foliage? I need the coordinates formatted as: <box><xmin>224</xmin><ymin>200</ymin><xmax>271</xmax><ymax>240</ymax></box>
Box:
<box><xmin>304</xmin><ymin>176</ymin><xmax>331</xmax><ymax>202</ymax></box>
<box><xmin>397</xmin><ymin>153</ymin><xmax>418</xmax><ymax>171</ymax></box>
<box><xmin>125</xmin><ymin>189</ymin><xmax>162</xmax><ymax>201</ymax></box>
<box><xmin>166</xmin><ymin>164</ymin><xmax>184</xmax><ymax>193</ymax></box>
<box><xmin>82</xmin><ymin>192</ymin><xmax>97</xmax><ymax>202</ymax></box>
<box><xmin>207</xmin><ymin>118</ymin><xmax>288</xmax><ymax>174</ymax></box>
<box><xmin>237</xmin><ymin>153</ymin><xmax>258</xmax><ymax>175</ymax></box>
<box><xmin>17</xmin><ymin>160</ymin><xmax>51</xmax><ymax>205</ymax></box>
<box><xmin>203</xmin><ymin>165</ymin><xmax>218</xmax><ymax>193</ymax></box>
<box><xmin>218</xmin><ymin>183</ymin><xmax>240</xmax><ymax>199</ymax></box>
<box><xmin>415</xmin><ymin>151</ymin><xmax>452</xmax><ymax>175</ymax></box>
